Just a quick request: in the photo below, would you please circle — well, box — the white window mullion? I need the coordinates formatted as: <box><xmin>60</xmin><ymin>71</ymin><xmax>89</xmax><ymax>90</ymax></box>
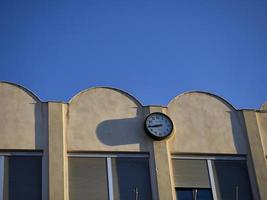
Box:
<box><xmin>107</xmin><ymin>157</ymin><xmax>114</xmax><ymax>200</ymax></box>
<box><xmin>0</xmin><ymin>156</ymin><xmax>4</xmax><ymax>200</ymax></box>
<box><xmin>207</xmin><ymin>160</ymin><xmax>218</xmax><ymax>200</ymax></box>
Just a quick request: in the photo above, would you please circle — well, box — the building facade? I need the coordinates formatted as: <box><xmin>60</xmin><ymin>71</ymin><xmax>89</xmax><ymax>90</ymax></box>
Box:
<box><xmin>0</xmin><ymin>81</ymin><xmax>266</xmax><ymax>200</ymax></box>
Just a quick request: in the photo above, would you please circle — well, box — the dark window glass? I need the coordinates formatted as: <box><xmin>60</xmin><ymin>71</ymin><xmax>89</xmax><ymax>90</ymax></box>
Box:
<box><xmin>196</xmin><ymin>189</ymin><xmax>213</xmax><ymax>200</ymax></box>
<box><xmin>212</xmin><ymin>160</ymin><xmax>253</xmax><ymax>200</ymax></box>
<box><xmin>68</xmin><ymin>157</ymin><xmax>108</xmax><ymax>200</ymax></box>
<box><xmin>176</xmin><ymin>188</ymin><xmax>213</xmax><ymax>200</ymax></box>
<box><xmin>176</xmin><ymin>188</ymin><xmax>193</xmax><ymax>200</ymax></box>
<box><xmin>8</xmin><ymin>156</ymin><xmax>42</xmax><ymax>200</ymax></box>
<box><xmin>112</xmin><ymin>157</ymin><xmax>152</xmax><ymax>200</ymax></box>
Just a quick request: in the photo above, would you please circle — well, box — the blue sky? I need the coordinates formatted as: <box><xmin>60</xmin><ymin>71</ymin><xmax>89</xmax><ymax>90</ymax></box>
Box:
<box><xmin>0</xmin><ymin>0</ymin><xmax>266</xmax><ymax>109</ymax></box>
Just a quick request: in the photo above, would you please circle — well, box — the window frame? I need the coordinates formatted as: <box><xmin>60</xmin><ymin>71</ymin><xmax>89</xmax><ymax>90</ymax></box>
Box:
<box><xmin>68</xmin><ymin>152</ymin><xmax>151</xmax><ymax>200</ymax></box>
<box><xmin>172</xmin><ymin>155</ymin><xmax>248</xmax><ymax>200</ymax></box>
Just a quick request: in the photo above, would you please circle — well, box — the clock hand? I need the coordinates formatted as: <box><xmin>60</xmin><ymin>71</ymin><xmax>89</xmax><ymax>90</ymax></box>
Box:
<box><xmin>148</xmin><ymin>124</ymin><xmax>163</xmax><ymax>128</ymax></box>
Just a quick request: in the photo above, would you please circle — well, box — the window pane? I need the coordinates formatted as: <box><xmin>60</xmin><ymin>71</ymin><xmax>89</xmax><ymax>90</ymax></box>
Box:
<box><xmin>212</xmin><ymin>160</ymin><xmax>253</xmax><ymax>200</ymax></box>
<box><xmin>196</xmin><ymin>189</ymin><xmax>213</xmax><ymax>200</ymax></box>
<box><xmin>176</xmin><ymin>188</ymin><xmax>213</xmax><ymax>200</ymax></box>
<box><xmin>176</xmin><ymin>189</ymin><xmax>193</xmax><ymax>200</ymax></box>
<box><xmin>172</xmin><ymin>159</ymin><xmax>210</xmax><ymax>188</ymax></box>
<box><xmin>68</xmin><ymin>157</ymin><xmax>108</xmax><ymax>200</ymax></box>
<box><xmin>112</xmin><ymin>157</ymin><xmax>152</xmax><ymax>200</ymax></box>
<box><xmin>8</xmin><ymin>156</ymin><xmax>42</xmax><ymax>200</ymax></box>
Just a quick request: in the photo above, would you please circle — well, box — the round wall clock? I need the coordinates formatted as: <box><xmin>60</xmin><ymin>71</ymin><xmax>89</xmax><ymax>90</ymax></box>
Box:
<box><xmin>144</xmin><ymin>112</ymin><xmax>174</xmax><ymax>140</ymax></box>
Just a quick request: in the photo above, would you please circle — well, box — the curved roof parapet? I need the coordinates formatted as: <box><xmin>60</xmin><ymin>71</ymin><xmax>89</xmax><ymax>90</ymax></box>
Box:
<box><xmin>260</xmin><ymin>101</ymin><xmax>267</xmax><ymax>110</ymax></box>
<box><xmin>69</xmin><ymin>86</ymin><xmax>143</xmax><ymax>106</ymax></box>
<box><xmin>0</xmin><ymin>81</ymin><xmax>41</xmax><ymax>102</ymax></box>
<box><xmin>167</xmin><ymin>91</ymin><xmax>236</xmax><ymax>110</ymax></box>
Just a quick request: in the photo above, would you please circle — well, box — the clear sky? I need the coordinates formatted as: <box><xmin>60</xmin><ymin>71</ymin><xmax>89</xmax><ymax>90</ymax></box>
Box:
<box><xmin>0</xmin><ymin>0</ymin><xmax>266</xmax><ymax>109</ymax></box>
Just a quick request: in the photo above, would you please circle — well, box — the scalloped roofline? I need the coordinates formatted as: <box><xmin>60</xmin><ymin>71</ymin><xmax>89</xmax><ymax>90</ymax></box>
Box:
<box><xmin>167</xmin><ymin>90</ymin><xmax>237</xmax><ymax>110</ymax></box>
<box><xmin>1</xmin><ymin>82</ymin><xmax>265</xmax><ymax>109</ymax></box>
<box><xmin>69</xmin><ymin>86</ymin><xmax>143</xmax><ymax>106</ymax></box>
<box><xmin>0</xmin><ymin>81</ymin><xmax>41</xmax><ymax>102</ymax></box>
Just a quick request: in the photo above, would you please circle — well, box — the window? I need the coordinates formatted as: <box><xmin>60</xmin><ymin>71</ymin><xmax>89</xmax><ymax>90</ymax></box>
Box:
<box><xmin>0</xmin><ymin>153</ymin><xmax>42</xmax><ymax>200</ymax></box>
<box><xmin>68</xmin><ymin>153</ymin><xmax>152</xmax><ymax>200</ymax></box>
<box><xmin>176</xmin><ymin>188</ymin><xmax>213</xmax><ymax>200</ymax></box>
<box><xmin>172</xmin><ymin>156</ymin><xmax>253</xmax><ymax>200</ymax></box>
<box><xmin>112</xmin><ymin>157</ymin><xmax>152</xmax><ymax>200</ymax></box>
<box><xmin>212</xmin><ymin>160</ymin><xmax>253</xmax><ymax>200</ymax></box>
<box><xmin>172</xmin><ymin>159</ymin><xmax>210</xmax><ymax>188</ymax></box>
<box><xmin>68</xmin><ymin>157</ymin><xmax>108</xmax><ymax>200</ymax></box>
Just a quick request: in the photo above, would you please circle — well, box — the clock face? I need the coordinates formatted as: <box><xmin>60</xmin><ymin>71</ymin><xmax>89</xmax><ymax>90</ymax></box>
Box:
<box><xmin>144</xmin><ymin>112</ymin><xmax>173</xmax><ymax>140</ymax></box>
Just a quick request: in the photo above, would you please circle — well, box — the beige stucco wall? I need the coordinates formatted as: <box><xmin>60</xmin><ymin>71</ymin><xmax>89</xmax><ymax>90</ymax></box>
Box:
<box><xmin>1</xmin><ymin>82</ymin><xmax>266</xmax><ymax>200</ymax></box>
<box><xmin>0</xmin><ymin>82</ymin><xmax>46</xmax><ymax>150</ymax></box>
<box><xmin>167</xmin><ymin>92</ymin><xmax>248</xmax><ymax>154</ymax></box>
<box><xmin>259</xmin><ymin>103</ymin><xmax>267</xmax><ymax>157</ymax></box>
<box><xmin>260</xmin><ymin>101</ymin><xmax>267</xmax><ymax>110</ymax></box>
<box><xmin>257</xmin><ymin>112</ymin><xmax>267</xmax><ymax>160</ymax></box>
<box><xmin>0</xmin><ymin>83</ymin><xmax>253</xmax><ymax>155</ymax></box>
<box><xmin>67</xmin><ymin>87</ymin><xmax>152</xmax><ymax>152</ymax></box>
<box><xmin>242</xmin><ymin>111</ymin><xmax>267</xmax><ymax>200</ymax></box>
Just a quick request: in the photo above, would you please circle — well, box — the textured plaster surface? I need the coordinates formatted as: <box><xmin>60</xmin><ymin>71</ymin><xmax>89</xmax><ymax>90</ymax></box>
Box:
<box><xmin>243</xmin><ymin>111</ymin><xmax>267</xmax><ymax>200</ymax></box>
<box><xmin>148</xmin><ymin>106</ymin><xmax>176</xmax><ymax>200</ymax></box>
<box><xmin>1</xmin><ymin>82</ymin><xmax>266</xmax><ymax>200</ymax></box>
<box><xmin>67</xmin><ymin>87</ymin><xmax>152</xmax><ymax>151</ymax></box>
<box><xmin>48</xmin><ymin>103</ymin><xmax>68</xmax><ymax>200</ymax></box>
<box><xmin>260</xmin><ymin>101</ymin><xmax>267</xmax><ymax>110</ymax></box>
<box><xmin>167</xmin><ymin>92</ymin><xmax>247</xmax><ymax>154</ymax></box>
<box><xmin>0</xmin><ymin>82</ymin><xmax>44</xmax><ymax>149</ymax></box>
<box><xmin>257</xmin><ymin>112</ymin><xmax>267</xmax><ymax>159</ymax></box>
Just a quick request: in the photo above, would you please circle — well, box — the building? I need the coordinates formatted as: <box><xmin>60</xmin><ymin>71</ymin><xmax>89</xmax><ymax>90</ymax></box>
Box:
<box><xmin>0</xmin><ymin>81</ymin><xmax>266</xmax><ymax>200</ymax></box>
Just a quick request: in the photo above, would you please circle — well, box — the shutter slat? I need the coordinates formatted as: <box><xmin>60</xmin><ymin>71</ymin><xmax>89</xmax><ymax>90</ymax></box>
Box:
<box><xmin>68</xmin><ymin>157</ymin><xmax>108</xmax><ymax>200</ymax></box>
<box><xmin>172</xmin><ymin>159</ymin><xmax>210</xmax><ymax>188</ymax></box>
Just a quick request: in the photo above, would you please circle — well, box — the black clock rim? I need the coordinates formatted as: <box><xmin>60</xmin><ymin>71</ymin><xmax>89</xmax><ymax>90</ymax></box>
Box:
<box><xmin>144</xmin><ymin>112</ymin><xmax>174</xmax><ymax>140</ymax></box>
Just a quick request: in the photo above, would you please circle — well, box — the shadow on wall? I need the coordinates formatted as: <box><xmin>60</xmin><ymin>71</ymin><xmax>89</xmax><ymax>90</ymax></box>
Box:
<box><xmin>96</xmin><ymin>107</ymin><xmax>150</xmax><ymax>150</ymax></box>
<box><xmin>0</xmin><ymin>82</ymin><xmax>46</xmax><ymax>150</ymax></box>
<box><xmin>211</xmin><ymin>94</ymin><xmax>247</xmax><ymax>154</ymax></box>
<box><xmin>229</xmin><ymin>110</ymin><xmax>247</xmax><ymax>154</ymax></box>
<box><xmin>34</xmin><ymin>102</ymin><xmax>47</xmax><ymax>150</ymax></box>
